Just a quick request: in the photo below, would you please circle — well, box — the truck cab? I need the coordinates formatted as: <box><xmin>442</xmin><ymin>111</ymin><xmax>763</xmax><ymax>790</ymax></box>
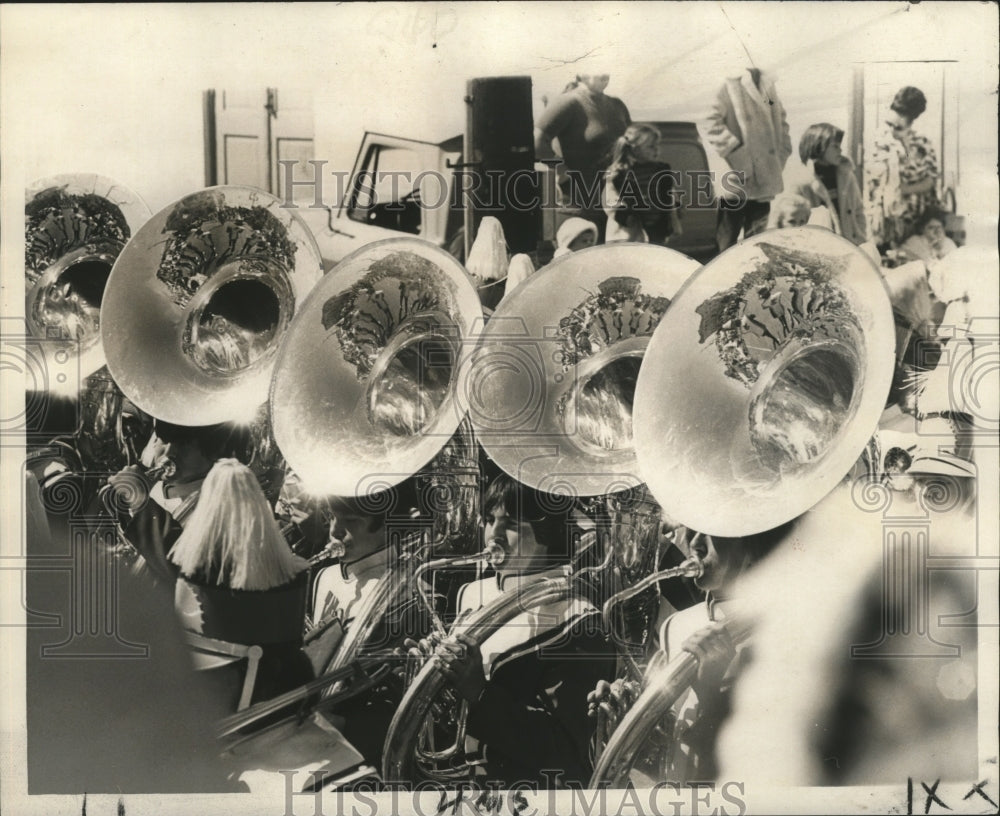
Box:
<box><xmin>299</xmin><ymin>132</ymin><xmax>463</xmax><ymax>270</ymax></box>
<box><xmin>304</xmin><ymin>123</ymin><xmax>718</xmax><ymax>271</ymax></box>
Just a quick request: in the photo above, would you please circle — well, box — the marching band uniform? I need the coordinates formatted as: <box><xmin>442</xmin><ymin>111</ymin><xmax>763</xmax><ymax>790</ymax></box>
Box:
<box><xmin>110</xmin><ymin>422</ymin><xmax>226</xmax><ymax>586</ymax></box>
<box><xmin>176</xmin><ymin>571</ymin><xmax>313</xmax><ymax>710</ymax></box>
<box><xmin>118</xmin><ymin>477</ymin><xmax>202</xmax><ymax>585</ymax></box>
<box><xmin>307</xmin><ymin>542</ymin><xmax>430</xmax><ymax>674</ymax></box>
<box><xmin>308</xmin><ymin>541</ymin><xmax>432</xmax><ymax>769</ymax></box>
<box><xmin>452</xmin><ymin>565</ymin><xmax>616</xmax><ymax>787</ymax></box>
<box><xmin>306</xmin><ymin>546</ymin><xmax>394</xmax><ymax>680</ymax></box>
<box><xmin>311</xmin><ymin>546</ymin><xmax>396</xmax><ymax>632</ymax></box>
<box><xmin>165</xmin><ymin>460</ymin><xmax>314</xmax><ymax>713</ymax></box>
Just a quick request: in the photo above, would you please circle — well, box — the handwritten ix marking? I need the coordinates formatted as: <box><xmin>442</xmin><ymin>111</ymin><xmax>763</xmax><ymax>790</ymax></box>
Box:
<box><xmin>908</xmin><ymin>778</ymin><xmax>998</xmax><ymax>814</ymax></box>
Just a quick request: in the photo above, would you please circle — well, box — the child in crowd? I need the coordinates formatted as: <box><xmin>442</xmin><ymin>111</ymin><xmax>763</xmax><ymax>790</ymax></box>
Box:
<box><xmin>604</xmin><ymin>123</ymin><xmax>678</xmax><ymax>245</ymax></box>
<box><xmin>553</xmin><ymin>217</ymin><xmax>598</xmax><ymax>258</ymax></box>
<box><xmin>767</xmin><ymin>194</ymin><xmax>812</xmax><ymax>229</ymax></box>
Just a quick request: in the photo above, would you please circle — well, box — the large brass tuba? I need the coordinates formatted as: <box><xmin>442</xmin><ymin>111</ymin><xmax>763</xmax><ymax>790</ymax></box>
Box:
<box><xmin>633</xmin><ymin>227</ymin><xmax>896</xmax><ymax>537</ymax></box>
<box><xmin>459</xmin><ymin>243</ymin><xmax>699</xmax><ymax>496</ymax></box>
<box><xmin>261</xmin><ymin>239</ymin><xmax>487</xmax><ymax>716</ymax></box>
<box><xmin>101</xmin><ymin>186</ymin><xmax>322</xmax><ymax>426</ymax></box>
<box><xmin>590</xmin><ymin>227</ymin><xmax>897</xmax><ymax>787</ymax></box>
<box><xmin>26</xmin><ymin>174</ymin><xmax>151</xmax><ymax>384</ymax></box>
<box><xmin>382</xmin><ymin>243</ymin><xmax>702</xmax><ymax>784</ymax></box>
<box><xmin>24</xmin><ymin>175</ymin><xmax>153</xmax><ymax>501</ymax></box>
<box><xmin>270</xmin><ymin>237</ymin><xmax>484</xmax><ymax>499</ymax></box>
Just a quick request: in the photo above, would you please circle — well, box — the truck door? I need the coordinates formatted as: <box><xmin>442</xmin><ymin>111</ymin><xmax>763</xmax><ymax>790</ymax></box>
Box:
<box><xmin>463</xmin><ymin>76</ymin><xmax>538</xmax><ymax>257</ymax></box>
<box><xmin>320</xmin><ymin>134</ymin><xmax>452</xmax><ymax>265</ymax></box>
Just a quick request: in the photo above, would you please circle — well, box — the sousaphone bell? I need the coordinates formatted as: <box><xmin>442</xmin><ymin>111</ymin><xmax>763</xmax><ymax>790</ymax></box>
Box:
<box><xmin>270</xmin><ymin>237</ymin><xmax>484</xmax><ymax>499</ymax></box>
<box><xmin>25</xmin><ymin>174</ymin><xmax>151</xmax><ymax>387</ymax></box>
<box><xmin>633</xmin><ymin>226</ymin><xmax>896</xmax><ymax>537</ymax></box>
<box><xmin>101</xmin><ymin>186</ymin><xmax>322</xmax><ymax>426</ymax></box>
<box><xmin>461</xmin><ymin>242</ymin><xmax>700</xmax><ymax>497</ymax></box>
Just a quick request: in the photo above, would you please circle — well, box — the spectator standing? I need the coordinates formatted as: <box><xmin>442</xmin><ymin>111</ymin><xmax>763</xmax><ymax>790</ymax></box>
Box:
<box><xmin>535</xmin><ymin>73</ymin><xmax>631</xmax><ymax>243</ymax></box>
<box><xmin>866</xmin><ymin>85</ymin><xmax>942</xmax><ymax>250</ymax></box>
<box><xmin>702</xmin><ymin>68</ymin><xmax>792</xmax><ymax>250</ymax></box>
<box><xmin>603</xmin><ymin>123</ymin><xmax>679</xmax><ymax>245</ymax></box>
<box><xmin>788</xmin><ymin>123</ymin><xmax>868</xmax><ymax>245</ymax></box>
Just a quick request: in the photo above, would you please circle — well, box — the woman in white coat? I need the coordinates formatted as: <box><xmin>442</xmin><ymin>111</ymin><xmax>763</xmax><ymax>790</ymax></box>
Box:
<box><xmin>701</xmin><ymin>68</ymin><xmax>792</xmax><ymax>249</ymax></box>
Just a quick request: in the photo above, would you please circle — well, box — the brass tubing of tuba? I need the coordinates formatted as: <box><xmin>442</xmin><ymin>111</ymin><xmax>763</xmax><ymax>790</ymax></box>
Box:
<box><xmin>382</xmin><ymin>576</ymin><xmax>575</xmax><ymax>783</ymax></box>
<box><xmin>589</xmin><ymin>615</ymin><xmax>754</xmax><ymax>788</ymax></box>
<box><xmin>601</xmin><ymin>554</ymin><xmax>704</xmax><ymax>646</ymax></box>
<box><xmin>412</xmin><ymin>543</ymin><xmax>506</xmax><ymax>637</ymax></box>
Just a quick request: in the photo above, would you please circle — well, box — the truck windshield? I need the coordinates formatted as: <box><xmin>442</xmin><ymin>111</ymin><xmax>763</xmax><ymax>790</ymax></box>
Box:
<box><xmin>348</xmin><ymin>144</ymin><xmax>424</xmax><ymax>234</ymax></box>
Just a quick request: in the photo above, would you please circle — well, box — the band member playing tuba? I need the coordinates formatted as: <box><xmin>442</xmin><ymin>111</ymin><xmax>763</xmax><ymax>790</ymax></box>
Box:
<box><xmin>106</xmin><ymin>419</ymin><xmax>230</xmax><ymax>586</ymax></box>
<box><xmin>588</xmin><ymin>522</ymin><xmax>790</xmax><ymax>783</ymax></box>
<box><xmin>305</xmin><ymin>478</ymin><xmax>435</xmax><ymax>770</ymax></box>
<box><xmin>411</xmin><ymin>474</ymin><xmax>616</xmax><ymax>788</ymax></box>
<box><xmin>306</xmin><ymin>479</ymin><xmax>430</xmax><ymax>668</ymax></box>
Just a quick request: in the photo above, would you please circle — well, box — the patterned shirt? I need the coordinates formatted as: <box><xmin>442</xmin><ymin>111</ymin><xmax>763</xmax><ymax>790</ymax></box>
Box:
<box><xmin>866</xmin><ymin>125</ymin><xmax>941</xmax><ymax>247</ymax></box>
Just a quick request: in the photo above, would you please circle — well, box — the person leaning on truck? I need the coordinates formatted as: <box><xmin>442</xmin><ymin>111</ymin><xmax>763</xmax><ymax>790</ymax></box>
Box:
<box><xmin>535</xmin><ymin>73</ymin><xmax>631</xmax><ymax>244</ymax></box>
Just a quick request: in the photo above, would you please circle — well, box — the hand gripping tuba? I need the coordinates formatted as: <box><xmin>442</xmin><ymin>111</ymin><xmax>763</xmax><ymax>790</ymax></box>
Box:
<box><xmin>382</xmin><ymin>574</ymin><xmax>575</xmax><ymax>783</ymax></box>
<box><xmin>589</xmin><ymin>615</ymin><xmax>754</xmax><ymax>787</ymax></box>
<box><xmin>590</xmin><ymin>228</ymin><xmax>897</xmax><ymax>787</ymax></box>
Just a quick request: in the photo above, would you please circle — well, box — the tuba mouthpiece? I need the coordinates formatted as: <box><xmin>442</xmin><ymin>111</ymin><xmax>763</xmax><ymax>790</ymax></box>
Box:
<box><xmin>483</xmin><ymin>542</ymin><xmax>506</xmax><ymax>566</ymax></box>
<box><xmin>674</xmin><ymin>555</ymin><xmax>704</xmax><ymax>580</ymax></box>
